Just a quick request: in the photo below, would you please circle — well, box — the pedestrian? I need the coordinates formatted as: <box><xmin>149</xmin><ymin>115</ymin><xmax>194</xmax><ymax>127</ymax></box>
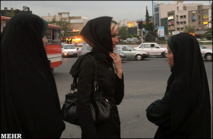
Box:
<box><xmin>146</xmin><ymin>33</ymin><xmax>211</xmax><ymax>138</ymax></box>
<box><xmin>70</xmin><ymin>16</ymin><xmax>124</xmax><ymax>138</ymax></box>
<box><xmin>1</xmin><ymin>13</ymin><xmax>65</xmax><ymax>138</ymax></box>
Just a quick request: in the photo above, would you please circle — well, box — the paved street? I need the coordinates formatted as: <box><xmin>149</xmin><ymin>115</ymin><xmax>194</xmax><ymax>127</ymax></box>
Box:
<box><xmin>54</xmin><ymin>57</ymin><xmax>212</xmax><ymax>138</ymax></box>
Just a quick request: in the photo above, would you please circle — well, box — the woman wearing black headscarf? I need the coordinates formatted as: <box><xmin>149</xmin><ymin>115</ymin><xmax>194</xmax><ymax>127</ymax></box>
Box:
<box><xmin>1</xmin><ymin>13</ymin><xmax>65</xmax><ymax>138</ymax></box>
<box><xmin>146</xmin><ymin>33</ymin><xmax>211</xmax><ymax>138</ymax></box>
<box><xmin>70</xmin><ymin>16</ymin><xmax>124</xmax><ymax>138</ymax></box>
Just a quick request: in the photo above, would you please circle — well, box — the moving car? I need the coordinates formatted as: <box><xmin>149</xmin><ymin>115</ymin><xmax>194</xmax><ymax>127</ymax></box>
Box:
<box><xmin>79</xmin><ymin>44</ymin><xmax>126</xmax><ymax>61</ymax></box>
<box><xmin>115</xmin><ymin>45</ymin><xmax>149</xmax><ymax>60</ymax></box>
<box><xmin>200</xmin><ymin>45</ymin><xmax>212</xmax><ymax>61</ymax></box>
<box><xmin>134</xmin><ymin>43</ymin><xmax>167</xmax><ymax>57</ymax></box>
<box><xmin>62</xmin><ymin>44</ymin><xmax>78</xmax><ymax>57</ymax></box>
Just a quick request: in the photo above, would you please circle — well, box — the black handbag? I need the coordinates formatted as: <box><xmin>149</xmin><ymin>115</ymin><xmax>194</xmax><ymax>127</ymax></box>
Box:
<box><xmin>62</xmin><ymin>55</ymin><xmax>111</xmax><ymax>125</ymax></box>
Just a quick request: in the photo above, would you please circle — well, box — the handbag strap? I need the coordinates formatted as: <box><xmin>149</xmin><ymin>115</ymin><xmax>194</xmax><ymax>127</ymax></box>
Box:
<box><xmin>70</xmin><ymin>55</ymin><xmax>99</xmax><ymax>93</ymax></box>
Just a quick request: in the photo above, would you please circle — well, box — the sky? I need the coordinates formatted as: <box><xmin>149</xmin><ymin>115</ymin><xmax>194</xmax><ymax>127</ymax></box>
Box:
<box><xmin>1</xmin><ymin>1</ymin><xmax>211</xmax><ymax>22</ymax></box>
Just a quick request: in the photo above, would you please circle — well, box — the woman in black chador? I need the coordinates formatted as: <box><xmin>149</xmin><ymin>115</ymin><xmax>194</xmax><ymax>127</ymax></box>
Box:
<box><xmin>70</xmin><ymin>16</ymin><xmax>124</xmax><ymax>138</ymax></box>
<box><xmin>146</xmin><ymin>33</ymin><xmax>211</xmax><ymax>138</ymax></box>
<box><xmin>1</xmin><ymin>13</ymin><xmax>65</xmax><ymax>138</ymax></box>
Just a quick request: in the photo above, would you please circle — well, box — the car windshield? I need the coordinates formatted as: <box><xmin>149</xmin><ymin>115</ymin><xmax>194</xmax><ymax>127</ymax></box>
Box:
<box><xmin>200</xmin><ymin>45</ymin><xmax>207</xmax><ymax>49</ymax></box>
<box><xmin>126</xmin><ymin>46</ymin><xmax>136</xmax><ymax>51</ymax></box>
<box><xmin>63</xmin><ymin>45</ymin><xmax>75</xmax><ymax>49</ymax></box>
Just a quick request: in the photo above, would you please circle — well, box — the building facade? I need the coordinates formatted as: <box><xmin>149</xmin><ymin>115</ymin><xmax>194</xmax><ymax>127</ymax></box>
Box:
<box><xmin>41</xmin><ymin>12</ymin><xmax>88</xmax><ymax>32</ymax></box>
<box><xmin>154</xmin><ymin>1</ymin><xmax>211</xmax><ymax>36</ymax></box>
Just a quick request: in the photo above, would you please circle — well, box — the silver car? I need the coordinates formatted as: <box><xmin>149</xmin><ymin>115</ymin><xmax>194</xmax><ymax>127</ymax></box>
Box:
<box><xmin>79</xmin><ymin>44</ymin><xmax>127</xmax><ymax>61</ymax></box>
<box><xmin>62</xmin><ymin>44</ymin><xmax>78</xmax><ymax>57</ymax></box>
<box><xmin>135</xmin><ymin>42</ymin><xmax>167</xmax><ymax>58</ymax></box>
<box><xmin>200</xmin><ymin>45</ymin><xmax>212</xmax><ymax>61</ymax></box>
<box><xmin>115</xmin><ymin>45</ymin><xmax>149</xmax><ymax>60</ymax></box>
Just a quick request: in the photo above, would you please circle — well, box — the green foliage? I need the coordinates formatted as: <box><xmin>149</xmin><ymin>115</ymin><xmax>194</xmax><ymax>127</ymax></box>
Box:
<box><xmin>5</xmin><ymin>10</ymin><xmax>15</xmax><ymax>17</ymax></box>
<box><xmin>203</xmin><ymin>28</ymin><xmax>212</xmax><ymax>40</ymax></box>
<box><xmin>119</xmin><ymin>26</ymin><xmax>128</xmax><ymax>40</ymax></box>
<box><xmin>48</xmin><ymin>16</ymin><xmax>71</xmax><ymax>38</ymax></box>
<box><xmin>144</xmin><ymin>6</ymin><xmax>158</xmax><ymax>42</ymax></box>
<box><xmin>184</xmin><ymin>25</ymin><xmax>195</xmax><ymax>33</ymax></box>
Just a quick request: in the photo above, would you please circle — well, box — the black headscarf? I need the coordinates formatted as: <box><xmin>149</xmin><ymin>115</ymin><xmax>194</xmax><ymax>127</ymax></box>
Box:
<box><xmin>167</xmin><ymin>33</ymin><xmax>211</xmax><ymax>137</ymax></box>
<box><xmin>70</xmin><ymin>16</ymin><xmax>114</xmax><ymax>76</ymax></box>
<box><xmin>80</xmin><ymin>16</ymin><xmax>113</xmax><ymax>54</ymax></box>
<box><xmin>1</xmin><ymin>13</ymin><xmax>65</xmax><ymax>138</ymax></box>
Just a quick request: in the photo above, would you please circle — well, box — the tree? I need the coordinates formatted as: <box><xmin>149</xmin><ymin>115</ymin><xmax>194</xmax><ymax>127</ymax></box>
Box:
<box><xmin>144</xmin><ymin>6</ymin><xmax>158</xmax><ymax>42</ymax></box>
<box><xmin>203</xmin><ymin>28</ymin><xmax>212</xmax><ymax>40</ymax></box>
<box><xmin>48</xmin><ymin>16</ymin><xmax>71</xmax><ymax>38</ymax></box>
<box><xmin>119</xmin><ymin>26</ymin><xmax>128</xmax><ymax>40</ymax></box>
<box><xmin>184</xmin><ymin>25</ymin><xmax>195</xmax><ymax>33</ymax></box>
<box><xmin>5</xmin><ymin>9</ymin><xmax>15</xmax><ymax>17</ymax></box>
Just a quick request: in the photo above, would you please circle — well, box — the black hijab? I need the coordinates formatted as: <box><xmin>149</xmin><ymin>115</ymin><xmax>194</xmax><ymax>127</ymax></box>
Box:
<box><xmin>70</xmin><ymin>16</ymin><xmax>114</xmax><ymax>76</ymax></box>
<box><xmin>1</xmin><ymin>13</ymin><xmax>65</xmax><ymax>138</ymax></box>
<box><xmin>167</xmin><ymin>33</ymin><xmax>211</xmax><ymax>137</ymax></box>
<box><xmin>80</xmin><ymin>16</ymin><xmax>113</xmax><ymax>54</ymax></box>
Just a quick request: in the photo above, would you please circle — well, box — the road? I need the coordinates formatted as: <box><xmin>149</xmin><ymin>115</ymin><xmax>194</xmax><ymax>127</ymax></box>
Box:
<box><xmin>54</xmin><ymin>57</ymin><xmax>212</xmax><ymax>138</ymax></box>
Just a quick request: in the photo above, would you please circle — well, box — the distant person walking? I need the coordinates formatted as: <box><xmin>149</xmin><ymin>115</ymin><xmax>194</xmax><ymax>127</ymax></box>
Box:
<box><xmin>70</xmin><ymin>16</ymin><xmax>124</xmax><ymax>138</ymax></box>
<box><xmin>1</xmin><ymin>13</ymin><xmax>65</xmax><ymax>138</ymax></box>
<box><xmin>146</xmin><ymin>33</ymin><xmax>211</xmax><ymax>138</ymax></box>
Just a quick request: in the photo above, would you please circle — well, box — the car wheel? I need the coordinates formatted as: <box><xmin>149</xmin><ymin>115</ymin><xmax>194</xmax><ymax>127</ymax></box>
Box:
<box><xmin>205</xmin><ymin>53</ymin><xmax>212</xmax><ymax>61</ymax></box>
<box><xmin>161</xmin><ymin>52</ymin><xmax>166</xmax><ymax>58</ymax></box>
<box><xmin>135</xmin><ymin>54</ymin><xmax>143</xmax><ymax>60</ymax></box>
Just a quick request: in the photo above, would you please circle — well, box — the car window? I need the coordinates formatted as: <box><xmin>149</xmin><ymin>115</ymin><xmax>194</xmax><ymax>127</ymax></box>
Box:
<box><xmin>200</xmin><ymin>45</ymin><xmax>207</xmax><ymax>49</ymax></box>
<box><xmin>122</xmin><ymin>46</ymin><xmax>130</xmax><ymax>51</ymax></box>
<box><xmin>139</xmin><ymin>44</ymin><xmax>143</xmax><ymax>48</ymax></box>
<box><xmin>144</xmin><ymin>44</ymin><xmax>151</xmax><ymax>48</ymax></box>
<box><xmin>64</xmin><ymin>45</ymin><xmax>75</xmax><ymax>49</ymax></box>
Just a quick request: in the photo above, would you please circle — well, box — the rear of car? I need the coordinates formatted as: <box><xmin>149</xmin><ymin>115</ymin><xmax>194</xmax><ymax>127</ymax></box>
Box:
<box><xmin>62</xmin><ymin>44</ymin><xmax>78</xmax><ymax>57</ymax></box>
<box><xmin>115</xmin><ymin>45</ymin><xmax>149</xmax><ymax>60</ymax></box>
<box><xmin>114</xmin><ymin>50</ymin><xmax>126</xmax><ymax>61</ymax></box>
<box><xmin>200</xmin><ymin>45</ymin><xmax>212</xmax><ymax>61</ymax></box>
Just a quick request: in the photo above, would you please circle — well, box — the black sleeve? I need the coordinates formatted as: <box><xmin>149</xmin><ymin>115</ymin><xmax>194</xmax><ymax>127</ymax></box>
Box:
<box><xmin>114</xmin><ymin>74</ymin><xmax>124</xmax><ymax>105</ymax></box>
<box><xmin>146</xmin><ymin>91</ymin><xmax>171</xmax><ymax>126</ymax></box>
<box><xmin>76</xmin><ymin>56</ymin><xmax>97</xmax><ymax>138</ymax></box>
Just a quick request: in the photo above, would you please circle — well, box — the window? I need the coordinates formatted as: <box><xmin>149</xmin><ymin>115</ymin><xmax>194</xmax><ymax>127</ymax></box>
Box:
<box><xmin>122</xmin><ymin>47</ymin><xmax>130</xmax><ymax>51</ymax></box>
<box><xmin>143</xmin><ymin>44</ymin><xmax>151</xmax><ymax>48</ymax></box>
<box><xmin>63</xmin><ymin>45</ymin><xmax>75</xmax><ymax>49</ymax></box>
<box><xmin>177</xmin><ymin>6</ymin><xmax>179</xmax><ymax>11</ymax></box>
<box><xmin>184</xmin><ymin>15</ymin><xmax>186</xmax><ymax>18</ymax></box>
<box><xmin>52</xmin><ymin>28</ymin><xmax>61</xmax><ymax>45</ymax></box>
<box><xmin>155</xmin><ymin>7</ymin><xmax>159</xmax><ymax>12</ymax></box>
<box><xmin>45</xmin><ymin>28</ymin><xmax>52</xmax><ymax>44</ymax></box>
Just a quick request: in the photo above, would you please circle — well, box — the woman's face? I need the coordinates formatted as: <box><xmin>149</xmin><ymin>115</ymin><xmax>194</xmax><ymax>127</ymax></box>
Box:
<box><xmin>166</xmin><ymin>45</ymin><xmax>174</xmax><ymax>68</ymax></box>
<box><xmin>111</xmin><ymin>29</ymin><xmax>119</xmax><ymax>50</ymax></box>
<box><xmin>42</xmin><ymin>36</ymin><xmax>48</xmax><ymax>45</ymax></box>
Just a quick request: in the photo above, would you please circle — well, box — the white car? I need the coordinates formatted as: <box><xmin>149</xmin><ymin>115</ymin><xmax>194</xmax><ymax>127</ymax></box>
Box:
<box><xmin>135</xmin><ymin>43</ymin><xmax>167</xmax><ymax>57</ymax></box>
<box><xmin>62</xmin><ymin>44</ymin><xmax>78</xmax><ymax>57</ymax></box>
<box><xmin>200</xmin><ymin>45</ymin><xmax>212</xmax><ymax>61</ymax></box>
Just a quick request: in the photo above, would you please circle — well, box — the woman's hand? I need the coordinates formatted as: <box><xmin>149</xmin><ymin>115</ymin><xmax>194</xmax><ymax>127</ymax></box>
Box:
<box><xmin>109</xmin><ymin>52</ymin><xmax>123</xmax><ymax>79</ymax></box>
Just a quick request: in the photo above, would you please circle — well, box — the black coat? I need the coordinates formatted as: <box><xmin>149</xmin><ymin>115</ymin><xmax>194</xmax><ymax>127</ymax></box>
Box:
<box><xmin>71</xmin><ymin>51</ymin><xmax>124</xmax><ymax>138</ymax></box>
<box><xmin>1</xmin><ymin>13</ymin><xmax>65</xmax><ymax>138</ymax></box>
<box><xmin>146</xmin><ymin>33</ymin><xmax>211</xmax><ymax>138</ymax></box>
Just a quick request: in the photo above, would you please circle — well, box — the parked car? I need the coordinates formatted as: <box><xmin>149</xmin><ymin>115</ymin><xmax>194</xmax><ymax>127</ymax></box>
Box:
<box><xmin>76</xmin><ymin>43</ymin><xmax>84</xmax><ymax>50</ymax></box>
<box><xmin>79</xmin><ymin>44</ymin><xmax>127</xmax><ymax>61</ymax></box>
<box><xmin>62</xmin><ymin>44</ymin><xmax>78</xmax><ymax>57</ymax></box>
<box><xmin>135</xmin><ymin>42</ymin><xmax>167</xmax><ymax>57</ymax></box>
<box><xmin>78</xmin><ymin>44</ymin><xmax>92</xmax><ymax>56</ymax></box>
<box><xmin>200</xmin><ymin>45</ymin><xmax>212</xmax><ymax>61</ymax></box>
<box><xmin>61</xmin><ymin>42</ymin><xmax>67</xmax><ymax>48</ymax></box>
<box><xmin>115</xmin><ymin>45</ymin><xmax>149</xmax><ymax>60</ymax></box>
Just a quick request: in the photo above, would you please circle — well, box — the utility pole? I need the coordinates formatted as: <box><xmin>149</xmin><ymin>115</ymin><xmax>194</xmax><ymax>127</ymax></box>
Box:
<box><xmin>141</xmin><ymin>29</ymin><xmax>143</xmax><ymax>43</ymax></box>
